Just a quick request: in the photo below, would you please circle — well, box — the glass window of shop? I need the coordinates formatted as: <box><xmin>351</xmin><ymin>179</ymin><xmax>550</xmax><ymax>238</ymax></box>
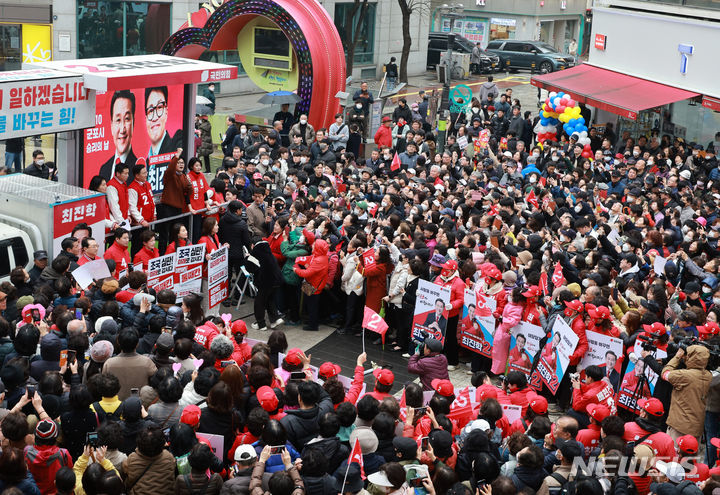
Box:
<box><xmin>77</xmin><ymin>1</ymin><xmax>171</xmax><ymax>58</ymax></box>
<box><xmin>440</xmin><ymin>17</ymin><xmax>489</xmax><ymax>46</ymax></box>
<box><xmin>334</xmin><ymin>2</ymin><xmax>377</xmax><ymax>65</ymax></box>
<box><xmin>0</xmin><ymin>24</ymin><xmax>22</xmax><ymax>71</ymax></box>
<box><xmin>670</xmin><ymin>100</ymin><xmax>720</xmax><ymax>146</ymax></box>
<box><xmin>489</xmin><ymin>18</ymin><xmax>516</xmax><ymax>41</ymax></box>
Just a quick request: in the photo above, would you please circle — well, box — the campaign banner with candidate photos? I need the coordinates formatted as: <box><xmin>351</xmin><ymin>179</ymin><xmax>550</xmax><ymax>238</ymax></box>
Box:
<box><xmin>616</xmin><ymin>340</ymin><xmax>666</xmax><ymax>413</ymax></box>
<box><xmin>412</xmin><ymin>279</ymin><xmax>451</xmax><ymax>345</ymax></box>
<box><xmin>579</xmin><ymin>330</ymin><xmax>624</xmax><ymax>392</ymax></box>
<box><xmin>508</xmin><ymin>321</ymin><xmax>545</xmax><ymax>378</ymax></box>
<box><xmin>82</xmin><ymin>84</ymin><xmax>185</xmax><ymax>192</ymax></box>
<box><xmin>458</xmin><ymin>288</ymin><xmax>495</xmax><ymax>357</ymax></box>
<box><xmin>531</xmin><ymin>317</ymin><xmax>578</xmax><ymax>394</ymax></box>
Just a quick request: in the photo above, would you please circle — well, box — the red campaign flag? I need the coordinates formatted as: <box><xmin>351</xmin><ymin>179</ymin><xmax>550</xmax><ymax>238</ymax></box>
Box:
<box><xmin>362</xmin><ymin>306</ymin><xmax>389</xmax><ymax>344</ymax></box>
<box><xmin>526</xmin><ymin>189</ymin><xmax>539</xmax><ymax>210</ymax></box>
<box><xmin>362</xmin><ymin>249</ymin><xmax>376</xmax><ymax>271</ymax></box>
<box><xmin>295</xmin><ymin>256</ymin><xmax>309</xmax><ymax>265</ymax></box>
<box><xmin>539</xmin><ymin>177</ymin><xmax>547</xmax><ymax>187</ymax></box>
<box><xmin>488</xmin><ymin>203</ymin><xmax>499</xmax><ymax>216</ymax></box>
<box><xmin>447</xmin><ymin>386</ymin><xmax>474</xmax><ymax>429</ymax></box>
<box><xmin>391</xmin><ymin>151</ymin><xmax>401</xmax><ymax>171</ymax></box>
<box><xmin>369</xmin><ymin>204</ymin><xmax>379</xmax><ymax>217</ymax></box>
<box><xmin>551</xmin><ymin>262</ymin><xmax>565</xmax><ymax>288</ymax></box>
<box><xmin>475</xmin><ymin>292</ymin><xmax>492</xmax><ymax>317</ymax></box>
<box><xmin>347</xmin><ymin>437</ymin><xmax>365</xmax><ymax>479</ymax></box>
<box><xmin>539</xmin><ymin>272</ymin><xmax>549</xmax><ymax>297</ymax></box>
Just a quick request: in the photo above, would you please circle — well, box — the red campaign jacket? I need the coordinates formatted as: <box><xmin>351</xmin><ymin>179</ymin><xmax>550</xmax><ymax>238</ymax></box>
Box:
<box><xmin>104</xmin><ymin>240</ymin><xmax>130</xmax><ymax>278</ymax></box>
<box><xmin>433</xmin><ymin>274</ymin><xmax>466</xmax><ymax>318</ymax></box>
<box><xmin>588</xmin><ymin>322</ymin><xmax>621</xmax><ymax>338</ymax></box>
<box><xmin>199</xmin><ymin>233</ymin><xmax>220</xmax><ymax>277</ymax></box>
<box><xmin>231</xmin><ymin>341</ymin><xmax>252</xmax><ymax>366</ymax></box>
<box><xmin>194</xmin><ymin>321</ymin><xmax>220</xmax><ymax>349</ymax></box>
<box><xmin>508</xmin><ymin>387</ymin><xmax>536</xmax><ymax>417</ymax></box>
<box><xmin>521</xmin><ymin>303</ymin><xmax>542</xmax><ymax>326</ymax></box>
<box><xmin>295</xmin><ymin>240</ymin><xmax>329</xmax><ymax>295</ymax></box>
<box><xmin>265</xmin><ymin>232</ymin><xmax>285</xmax><ymax>266</ymax></box>
<box><xmin>568</xmin><ymin>315</ymin><xmax>588</xmax><ymax>366</ymax></box>
<box><xmin>623</xmin><ymin>422</ymin><xmax>676</xmax><ymax>460</ymax></box>
<box><xmin>577</xmin><ymin>424</ymin><xmax>602</xmax><ymax>457</ymax></box>
<box><xmin>572</xmin><ymin>379</ymin><xmax>616</xmax><ymax>415</ymax></box>
<box><xmin>133</xmin><ymin>246</ymin><xmax>159</xmax><ymax>272</ymax></box>
<box><xmin>165</xmin><ymin>238</ymin><xmax>188</xmax><ymax>255</ymax></box>
<box><xmin>188</xmin><ymin>170</ymin><xmax>210</xmax><ymax>211</ymax></box>
<box><xmin>128</xmin><ymin>179</ymin><xmax>155</xmax><ymax>223</ymax></box>
<box><xmin>373</xmin><ymin>125</ymin><xmax>392</xmax><ymax>148</ymax></box>
<box><xmin>343</xmin><ymin>365</ymin><xmax>366</xmax><ymax>406</ymax></box>
<box><xmin>116</xmin><ymin>288</ymin><xmax>139</xmax><ymax>304</ymax></box>
<box><xmin>77</xmin><ymin>253</ymin><xmax>96</xmax><ymax>266</ymax></box>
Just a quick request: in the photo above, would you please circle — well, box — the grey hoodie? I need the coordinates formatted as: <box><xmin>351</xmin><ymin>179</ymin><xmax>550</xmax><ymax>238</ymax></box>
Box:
<box><xmin>479</xmin><ymin>81</ymin><xmax>499</xmax><ymax>102</ymax></box>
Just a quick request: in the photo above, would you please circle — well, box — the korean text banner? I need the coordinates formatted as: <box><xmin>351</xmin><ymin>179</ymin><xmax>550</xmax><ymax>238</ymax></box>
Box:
<box><xmin>52</xmin><ymin>196</ymin><xmax>106</xmax><ymax>257</ymax></box>
<box><xmin>0</xmin><ymin>75</ymin><xmax>94</xmax><ymax>139</ymax></box>
<box><xmin>459</xmin><ymin>288</ymin><xmax>495</xmax><ymax>357</ymax></box>
<box><xmin>82</xmin><ymin>84</ymin><xmax>184</xmax><ymax>192</ymax></box>
<box><xmin>531</xmin><ymin>317</ymin><xmax>578</xmax><ymax>394</ymax></box>
<box><xmin>508</xmin><ymin>321</ymin><xmax>545</xmax><ymax>377</ymax></box>
<box><xmin>412</xmin><ymin>279</ymin><xmax>451</xmax><ymax>345</ymax></box>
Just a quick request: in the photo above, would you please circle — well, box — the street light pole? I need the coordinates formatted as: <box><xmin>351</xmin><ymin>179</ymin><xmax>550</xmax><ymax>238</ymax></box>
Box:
<box><xmin>437</xmin><ymin>3</ymin><xmax>464</xmax><ymax>154</ymax></box>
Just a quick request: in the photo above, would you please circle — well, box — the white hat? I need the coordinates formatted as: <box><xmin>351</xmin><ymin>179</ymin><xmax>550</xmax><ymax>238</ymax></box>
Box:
<box><xmin>655</xmin><ymin>460</ymin><xmax>685</xmax><ymax>483</ymax></box>
<box><xmin>234</xmin><ymin>444</ymin><xmax>257</xmax><ymax>462</ymax></box>
<box><xmin>463</xmin><ymin>419</ymin><xmax>491</xmax><ymax>435</ymax></box>
<box><xmin>679</xmin><ymin>170</ymin><xmax>691</xmax><ymax>180</ymax></box>
<box><xmin>367</xmin><ymin>471</ymin><xmax>394</xmax><ymax>488</ymax></box>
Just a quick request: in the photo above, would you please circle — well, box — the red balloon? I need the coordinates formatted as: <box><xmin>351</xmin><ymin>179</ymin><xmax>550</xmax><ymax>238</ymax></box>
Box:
<box><xmin>545</xmin><ymin>98</ymin><xmax>551</xmax><ymax>106</ymax></box>
<box><xmin>581</xmin><ymin>151</ymin><xmax>592</xmax><ymax>158</ymax></box>
<box><xmin>566</xmin><ymin>100</ymin><xmax>576</xmax><ymax>108</ymax></box>
<box><xmin>583</xmin><ymin>144</ymin><xmax>592</xmax><ymax>151</ymax></box>
<box><xmin>555</xmin><ymin>105</ymin><xmax>566</xmax><ymax>114</ymax></box>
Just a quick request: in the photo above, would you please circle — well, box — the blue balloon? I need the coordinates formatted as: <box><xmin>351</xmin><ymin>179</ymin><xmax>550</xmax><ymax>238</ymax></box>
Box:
<box><xmin>540</xmin><ymin>118</ymin><xmax>548</xmax><ymax>125</ymax></box>
<box><xmin>577</xmin><ymin>125</ymin><xmax>588</xmax><ymax>133</ymax></box>
<box><xmin>578</xmin><ymin>117</ymin><xmax>585</xmax><ymax>125</ymax></box>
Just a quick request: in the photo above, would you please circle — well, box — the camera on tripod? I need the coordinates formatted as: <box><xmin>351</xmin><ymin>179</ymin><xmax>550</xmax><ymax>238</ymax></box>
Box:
<box><xmin>637</xmin><ymin>332</ymin><xmax>659</xmax><ymax>353</ymax></box>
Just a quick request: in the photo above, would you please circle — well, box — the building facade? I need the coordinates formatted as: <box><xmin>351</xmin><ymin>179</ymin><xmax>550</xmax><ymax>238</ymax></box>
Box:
<box><xmin>588</xmin><ymin>0</ymin><xmax>720</xmax><ymax>145</ymax></box>
<box><xmin>430</xmin><ymin>0</ymin><xmax>587</xmax><ymax>54</ymax></box>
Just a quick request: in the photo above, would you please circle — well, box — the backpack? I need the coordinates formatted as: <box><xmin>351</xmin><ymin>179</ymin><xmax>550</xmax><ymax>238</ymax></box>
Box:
<box><xmin>548</xmin><ymin>473</ymin><xmax>577</xmax><ymax>495</ymax></box>
<box><xmin>93</xmin><ymin>402</ymin><xmax>121</xmax><ymax>422</ymax></box>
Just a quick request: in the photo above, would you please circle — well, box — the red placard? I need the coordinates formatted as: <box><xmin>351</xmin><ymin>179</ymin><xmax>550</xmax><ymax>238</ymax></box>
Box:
<box><xmin>702</xmin><ymin>96</ymin><xmax>720</xmax><ymax>112</ymax></box>
<box><xmin>209</xmin><ymin>279</ymin><xmax>229</xmax><ymax>310</ymax></box>
<box><xmin>53</xmin><ymin>195</ymin><xmax>106</xmax><ymax>256</ymax></box>
<box><xmin>594</xmin><ymin>34</ymin><xmax>607</xmax><ymax>51</ymax></box>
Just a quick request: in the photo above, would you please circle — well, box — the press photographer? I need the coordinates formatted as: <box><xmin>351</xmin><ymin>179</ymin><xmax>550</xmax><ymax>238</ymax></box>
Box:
<box><xmin>660</xmin><ymin>344</ymin><xmax>712</xmax><ymax>442</ymax></box>
<box><xmin>407</xmin><ymin>337</ymin><xmax>449</xmax><ymax>391</ymax></box>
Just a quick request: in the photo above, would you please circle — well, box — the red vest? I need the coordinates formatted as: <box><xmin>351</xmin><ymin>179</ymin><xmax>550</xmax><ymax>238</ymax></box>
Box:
<box><xmin>129</xmin><ymin>180</ymin><xmax>155</xmax><ymax>222</ymax></box>
<box><xmin>108</xmin><ymin>177</ymin><xmax>129</xmax><ymax>219</ymax></box>
<box><xmin>188</xmin><ymin>171</ymin><xmax>209</xmax><ymax>210</ymax></box>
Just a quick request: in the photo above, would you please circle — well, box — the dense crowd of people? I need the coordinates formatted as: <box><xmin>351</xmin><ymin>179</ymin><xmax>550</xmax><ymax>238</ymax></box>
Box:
<box><xmin>1</xmin><ymin>78</ymin><xmax>720</xmax><ymax>495</ymax></box>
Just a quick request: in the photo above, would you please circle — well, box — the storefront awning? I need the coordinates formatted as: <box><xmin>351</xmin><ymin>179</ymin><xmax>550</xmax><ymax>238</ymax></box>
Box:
<box><xmin>530</xmin><ymin>64</ymin><xmax>699</xmax><ymax>121</ymax></box>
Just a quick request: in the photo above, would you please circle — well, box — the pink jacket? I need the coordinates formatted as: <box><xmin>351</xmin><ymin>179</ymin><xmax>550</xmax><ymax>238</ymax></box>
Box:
<box><xmin>491</xmin><ymin>302</ymin><xmax>524</xmax><ymax>374</ymax></box>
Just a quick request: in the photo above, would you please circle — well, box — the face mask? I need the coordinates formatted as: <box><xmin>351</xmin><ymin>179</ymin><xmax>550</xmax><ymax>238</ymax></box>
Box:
<box><xmin>456</xmin><ymin>210</ymin><xmax>462</xmax><ymax>218</ymax></box>
<box><xmin>356</xmin><ymin>104</ymin><xmax>362</xmax><ymax>109</ymax></box>
<box><xmin>542</xmin><ymin>254</ymin><xmax>550</xmax><ymax>264</ymax></box>
<box><xmin>622</xmin><ymin>244</ymin><xmax>632</xmax><ymax>252</ymax></box>
<box><xmin>300</xmin><ymin>157</ymin><xmax>307</xmax><ymax>164</ymax></box>
<box><xmin>383</xmin><ymin>154</ymin><xmax>391</xmax><ymax>160</ymax></box>
<box><xmin>410</xmin><ymin>209</ymin><xmax>418</xmax><ymax>215</ymax></box>
<box><xmin>625</xmin><ymin>290</ymin><xmax>634</xmax><ymax>299</ymax></box>
<box><xmin>703</xmin><ymin>287</ymin><xmax>712</xmax><ymax>294</ymax></box>
<box><xmin>582</xmin><ymin>279</ymin><xmax>590</xmax><ymax>288</ymax></box>
<box><xmin>37</xmin><ymin>160</ymin><xmax>44</xmax><ymax>165</ymax></box>
<box><xmin>272</xmin><ymin>166</ymin><xmax>279</xmax><ymax>172</ymax></box>
<box><xmin>684</xmin><ymin>235</ymin><xmax>693</xmax><ymax>242</ymax></box>
<box><xmin>552</xmin><ymin>156</ymin><xmax>559</xmax><ymax>162</ymax></box>
<box><xmin>355</xmin><ymin>209</ymin><xmax>362</xmax><ymax>216</ymax></box>
<box><xmin>714</xmin><ymin>298</ymin><xmax>720</xmax><ymax>306</ymax></box>
<box><xmin>364</xmin><ymin>227</ymin><xmax>372</xmax><ymax>234</ymax></box>
<box><xmin>381</xmin><ymin>201</ymin><xmax>388</xmax><ymax>208</ymax></box>
<box><xmin>681</xmin><ymin>226</ymin><xmax>690</xmax><ymax>234</ymax></box>
<box><xmin>633</xmin><ymin>151</ymin><xmax>640</xmax><ymax>157</ymax></box>
<box><xmin>532</xmin><ymin>152</ymin><xmax>540</xmax><ymax>158</ymax></box>
<box><xmin>648</xmin><ymin>160</ymin><xmax>654</xmax><ymax>165</ymax></box>
<box><xmin>240</xmin><ymin>129</ymin><xmax>247</xmax><ymax>135</ymax></box>
<box><xmin>300</xmin><ymin>119</ymin><xmax>307</xmax><ymax>125</ymax></box>
<box><xmin>604</xmin><ymin>156</ymin><xmax>611</xmax><ymax>162</ymax></box>
<box><xmin>529</xmin><ymin>176</ymin><xmax>537</xmax><ymax>184</ymax></box>
<box><xmin>261</xmin><ymin>159</ymin><xmax>270</xmax><ymax>166</ymax></box>
<box><xmin>466</xmin><ymin>221</ymin><xmax>472</xmax><ymax>229</ymax></box>
<box><xmin>472</xmin><ymin>107</ymin><xmax>479</xmax><ymax>113</ymax></box>
<box><xmin>574</xmin><ymin>204</ymin><xmax>582</xmax><ymax>213</ymax></box>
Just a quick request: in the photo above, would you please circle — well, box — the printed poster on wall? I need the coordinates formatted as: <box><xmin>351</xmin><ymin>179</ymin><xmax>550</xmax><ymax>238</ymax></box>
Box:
<box><xmin>530</xmin><ymin>317</ymin><xmax>578</xmax><ymax>394</ymax></box>
<box><xmin>508</xmin><ymin>321</ymin><xmax>545</xmax><ymax>377</ymax></box>
<box><xmin>579</xmin><ymin>330</ymin><xmax>624</xmax><ymax>392</ymax></box>
<box><xmin>412</xmin><ymin>279</ymin><xmax>451</xmax><ymax>345</ymax></box>
<box><xmin>82</xmin><ymin>83</ymin><xmax>185</xmax><ymax>192</ymax></box>
<box><xmin>458</xmin><ymin>288</ymin><xmax>495</xmax><ymax>357</ymax></box>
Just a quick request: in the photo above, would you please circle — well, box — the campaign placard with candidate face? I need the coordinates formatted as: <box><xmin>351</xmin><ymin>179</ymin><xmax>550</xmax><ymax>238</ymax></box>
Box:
<box><xmin>531</xmin><ymin>317</ymin><xmax>578</xmax><ymax>394</ymax></box>
<box><xmin>459</xmin><ymin>288</ymin><xmax>495</xmax><ymax>357</ymax></box>
<box><xmin>508</xmin><ymin>321</ymin><xmax>545</xmax><ymax>377</ymax></box>
<box><xmin>579</xmin><ymin>330</ymin><xmax>624</xmax><ymax>392</ymax></box>
<box><xmin>412</xmin><ymin>279</ymin><xmax>451</xmax><ymax>345</ymax></box>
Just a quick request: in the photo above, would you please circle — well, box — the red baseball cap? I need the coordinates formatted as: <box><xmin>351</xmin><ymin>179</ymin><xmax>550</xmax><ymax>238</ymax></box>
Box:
<box><xmin>522</xmin><ymin>286</ymin><xmax>541</xmax><ymax>298</ymax></box>
<box><xmin>373</xmin><ymin>368</ymin><xmax>394</xmax><ymax>386</ymax></box>
<box><xmin>710</xmin><ymin>465</ymin><xmax>720</xmax><ymax>476</ymax></box>
<box><xmin>642</xmin><ymin>322</ymin><xmax>667</xmax><ymax>336</ymax></box>
<box><xmin>698</xmin><ymin>322</ymin><xmax>720</xmax><ymax>338</ymax></box>
<box><xmin>319</xmin><ymin>362</ymin><xmax>341</xmax><ymax>380</ymax></box>
<box><xmin>180</xmin><ymin>405</ymin><xmax>201</xmax><ymax>427</ymax></box>
<box><xmin>637</xmin><ymin>397</ymin><xmax>664</xmax><ymax>417</ymax></box>
<box><xmin>253</xmin><ymin>172</ymin><xmax>263</xmax><ymax>180</ymax></box>
<box><xmin>431</xmin><ymin>379</ymin><xmax>454</xmax><ymax>397</ymax></box>
<box><xmin>382</xmin><ymin>116</ymin><xmax>392</xmax><ymax>123</ymax></box>
<box><xmin>528</xmin><ymin>395</ymin><xmax>548</xmax><ymax>415</ymax></box>
<box><xmin>477</xmin><ymin>385</ymin><xmax>498</xmax><ymax>401</ymax></box>
<box><xmin>257</xmin><ymin>386</ymin><xmax>279</xmax><ymax>412</ymax></box>
<box><xmin>677</xmin><ymin>435</ymin><xmax>698</xmax><ymax>454</ymax></box>
<box><xmin>231</xmin><ymin>320</ymin><xmax>248</xmax><ymax>335</ymax></box>
<box><xmin>564</xmin><ymin>300</ymin><xmax>584</xmax><ymax>312</ymax></box>
<box><xmin>587</xmin><ymin>305</ymin><xmax>611</xmax><ymax>321</ymax></box>
<box><xmin>285</xmin><ymin>348</ymin><xmax>304</xmax><ymax>367</ymax></box>
<box><xmin>442</xmin><ymin>260</ymin><xmax>458</xmax><ymax>272</ymax></box>
<box><xmin>483</xmin><ymin>265</ymin><xmax>502</xmax><ymax>281</ymax></box>
<box><xmin>710</xmin><ymin>437</ymin><xmax>720</xmax><ymax>449</ymax></box>
<box><xmin>587</xmin><ymin>403</ymin><xmax>611</xmax><ymax>422</ymax></box>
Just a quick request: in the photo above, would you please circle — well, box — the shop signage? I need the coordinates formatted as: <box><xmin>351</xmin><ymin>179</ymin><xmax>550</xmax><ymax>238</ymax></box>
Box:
<box><xmin>678</xmin><ymin>43</ymin><xmax>693</xmax><ymax>74</ymax></box>
<box><xmin>702</xmin><ymin>95</ymin><xmax>720</xmax><ymax>112</ymax></box>
<box><xmin>476</xmin><ymin>0</ymin><xmax>486</xmax><ymax>5</ymax></box>
<box><xmin>594</xmin><ymin>34</ymin><xmax>607</xmax><ymax>51</ymax></box>
<box><xmin>490</xmin><ymin>18</ymin><xmax>516</xmax><ymax>27</ymax></box>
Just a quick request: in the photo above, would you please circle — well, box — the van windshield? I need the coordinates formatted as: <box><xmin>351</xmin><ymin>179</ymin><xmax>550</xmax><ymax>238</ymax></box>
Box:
<box><xmin>536</xmin><ymin>43</ymin><xmax>558</xmax><ymax>54</ymax></box>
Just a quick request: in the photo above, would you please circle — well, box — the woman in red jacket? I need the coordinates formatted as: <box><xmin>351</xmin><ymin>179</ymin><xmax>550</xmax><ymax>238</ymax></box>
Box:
<box><xmin>165</xmin><ymin>223</ymin><xmax>189</xmax><ymax>255</ymax></box>
<box><xmin>132</xmin><ymin>229</ymin><xmax>159</xmax><ymax>271</ymax></box>
<box><xmin>198</xmin><ymin>217</ymin><xmax>228</xmax><ymax>315</ymax></box>
<box><xmin>359</xmin><ymin>245</ymin><xmax>392</xmax><ymax>314</ymax></box>
<box><xmin>293</xmin><ymin>239</ymin><xmax>329</xmax><ymax>331</ymax></box>
<box><xmin>187</xmin><ymin>157</ymin><xmax>210</xmax><ymax>243</ymax></box>
<box><xmin>265</xmin><ymin>218</ymin><xmax>286</xmax><ymax>266</ymax></box>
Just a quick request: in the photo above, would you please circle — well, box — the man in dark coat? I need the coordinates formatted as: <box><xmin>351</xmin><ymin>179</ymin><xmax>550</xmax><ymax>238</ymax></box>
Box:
<box><xmin>247</xmin><ymin>236</ymin><xmax>284</xmax><ymax>330</ymax></box>
<box><xmin>281</xmin><ymin>382</ymin><xmax>334</xmax><ymax>451</ymax></box>
<box><xmin>218</xmin><ymin>201</ymin><xmax>252</xmax><ymax>294</ymax></box>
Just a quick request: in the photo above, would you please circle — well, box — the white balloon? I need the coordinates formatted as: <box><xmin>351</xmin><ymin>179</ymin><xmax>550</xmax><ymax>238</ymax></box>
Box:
<box><xmin>549</xmin><ymin>91</ymin><xmax>558</xmax><ymax>98</ymax></box>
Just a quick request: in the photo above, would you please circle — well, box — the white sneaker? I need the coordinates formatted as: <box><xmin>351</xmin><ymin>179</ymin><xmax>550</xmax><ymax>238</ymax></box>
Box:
<box><xmin>269</xmin><ymin>318</ymin><xmax>284</xmax><ymax>329</ymax></box>
<box><xmin>466</xmin><ymin>370</ymin><xmax>474</xmax><ymax>375</ymax></box>
<box><xmin>250</xmin><ymin>322</ymin><xmax>267</xmax><ymax>331</ymax></box>
<box><xmin>447</xmin><ymin>365</ymin><xmax>457</xmax><ymax>371</ymax></box>
<box><xmin>402</xmin><ymin>353</ymin><xmax>411</xmax><ymax>358</ymax></box>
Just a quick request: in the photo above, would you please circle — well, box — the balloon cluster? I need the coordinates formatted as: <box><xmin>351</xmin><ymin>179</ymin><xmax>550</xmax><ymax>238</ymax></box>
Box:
<box><xmin>535</xmin><ymin>91</ymin><xmax>591</xmax><ymax>148</ymax></box>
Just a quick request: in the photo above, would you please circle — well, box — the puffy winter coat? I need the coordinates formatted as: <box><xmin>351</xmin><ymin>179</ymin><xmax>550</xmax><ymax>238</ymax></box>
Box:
<box><xmin>408</xmin><ymin>352</ymin><xmax>450</xmax><ymax>390</ymax></box>
<box><xmin>341</xmin><ymin>253</ymin><xmax>364</xmax><ymax>296</ymax></box>
<box><xmin>491</xmin><ymin>301</ymin><xmax>524</xmax><ymax>374</ymax></box>
<box><xmin>280</xmin><ymin>230</ymin><xmax>311</xmax><ymax>286</ymax></box>
<box><xmin>197</xmin><ymin>119</ymin><xmax>213</xmax><ymax>157</ymax></box>
<box><xmin>387</xmin><ymin>263</ymin><xmax>409</xmax><ymax>307</ymax></box>
<box><xmin>662</xmin><ymin>345</ymin><xmax>712</xmax><ymax>437</ymax></box>
<box><xmin>567</xmin><ymin>315</ymin><xmax>589</xmax><ymax>366</ymax></box>
<box><xmin>294</xmin><ymin>240</ymin><xmax>329</xmax><ymax>295</ymax></box>
<box><xmin>433</xmin><ymin>274</ymin><xmax>465</xmax><ymax>318</ymax></box>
